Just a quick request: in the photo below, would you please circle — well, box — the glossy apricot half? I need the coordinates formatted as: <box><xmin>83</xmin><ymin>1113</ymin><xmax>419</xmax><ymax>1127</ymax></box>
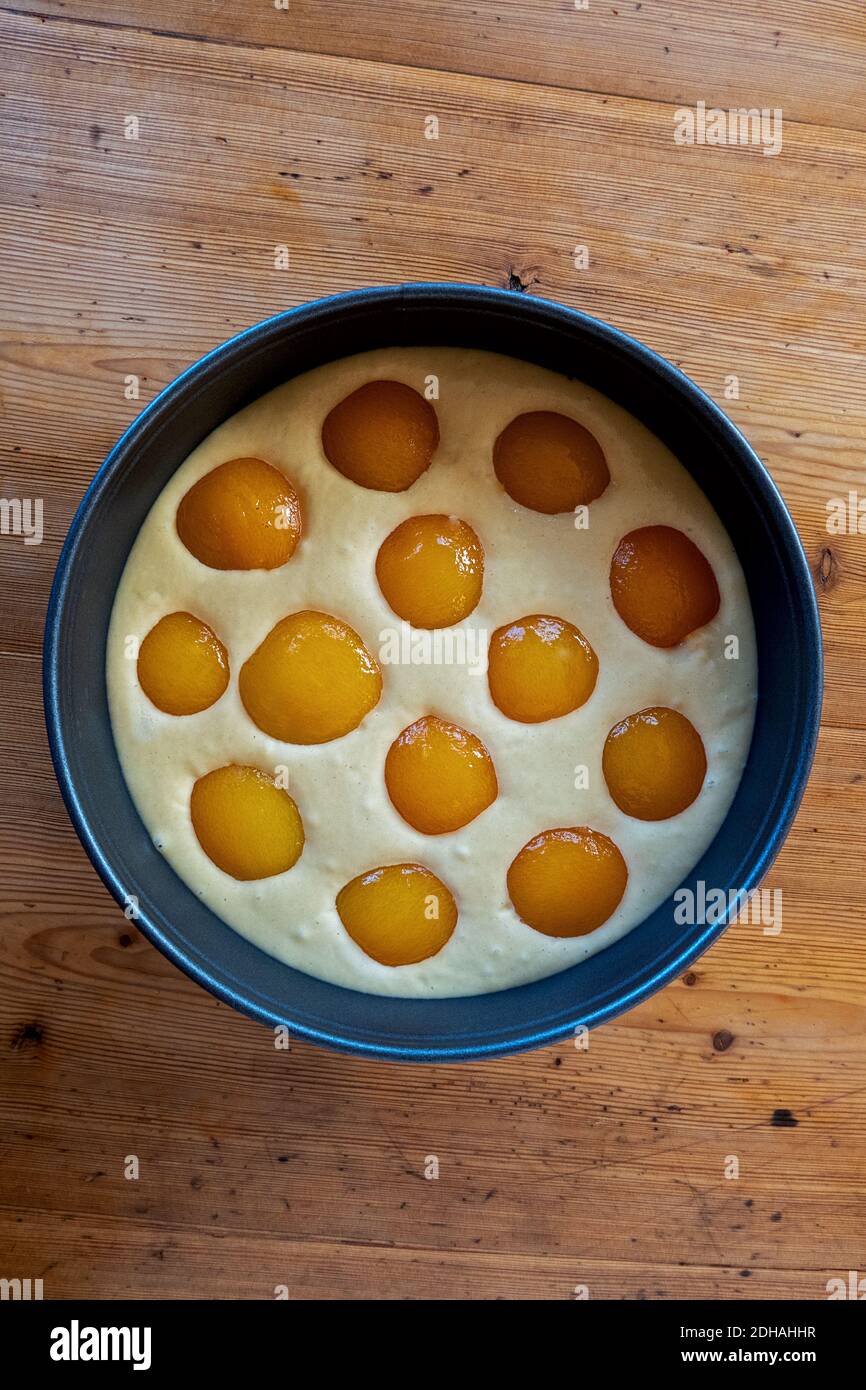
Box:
<box><xmin>507</xmin><ymin>827</ymin><xmax>627</xmax><ymax>938</ymax></box>
<box><xmin>190</xmin><ymin>765</ymin><xmax>304</xmax><ymax>880</ymax></box>
<box><xmin>487</xmin><ymin>614</ymin><xmax>598</xmax><ymax>723</ymax></box>
<box><xmin>239</xmin><ymin>610</ymin><xmax>382</xmax><ymax>745</ymax></box>
<box><xmin>137</xmin><ymin>611</ymin><xmax>229</xmax><ymax>715</ymax></box>
<box><xmin>603</xmin><ymin>706</ymin><xmax>707</xmax><ymax>821</ymax></box>
<box><xmin>376</xmin><ymin>514</ymin><xmax>484</xmax><ymax>628</ymax></box>
<box><xmin>336</xmin><ymin>863</ymin><xmax>458</xmax><ymax>966</ymax></box>
<box><xmin>610</xmin><ymin>525</ymin><xmax>720</xmax><ymax>647</ymax></box>
<box><xmin>322</xmin><ymin>380</ymin><xmax>439</xmax><ymax>492</ymax></box>
<box><xmin>384</xmin><ymin>715</ymin><xmax>498</xmax><ymax>835</ymax></box>
<box><xmin>176</xmin><ymin>456</ymin><xmax>301</xmax><ymax>571</ymax></box>
<box><xmin>493</xmin><ymin>411</ymin><xmax>610</xmax><ymax>515</ymax></box>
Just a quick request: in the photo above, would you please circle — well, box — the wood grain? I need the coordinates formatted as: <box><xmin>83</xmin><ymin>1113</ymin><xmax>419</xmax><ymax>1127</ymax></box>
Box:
<box><xmin>12</xmin><ymin>0</ymin><xmax>866</xmax><ymax>132</ymax></box>
<box><xmin>1</xmin><ymin>6</ymin><xmax>865</xmax><ymax>1300</ymax></box>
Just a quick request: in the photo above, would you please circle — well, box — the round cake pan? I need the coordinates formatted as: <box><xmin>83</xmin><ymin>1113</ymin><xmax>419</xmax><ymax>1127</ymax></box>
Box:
<box><xmin>43</xmin><ymin>285</ymin><xmax>823</xmax><ymax>1060</ymax></box>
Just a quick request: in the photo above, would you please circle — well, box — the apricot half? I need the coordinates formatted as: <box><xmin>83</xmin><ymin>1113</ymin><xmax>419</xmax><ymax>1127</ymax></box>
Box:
<box><xmin>239</xmin><ymin>610</ymin><xmax>382</xmax><ymax>745</ymax></box>
<box><xmin>385</xmin><ymin>715</ymin><xmax>498</xmax><ymax>835</ymax></box>
<box><xmin>176</xmin><ymin>457</ymin><xmax>301</xmax><ymax>570</ymax></box>
<box><xmin>507</xmin><ymin>827</ymin><xmax>627</xmax><ymax>938</ymax></box>
<box><xmin>610</xmin><ymin>525</ymin><xmax>720</xmax><ymax>647</ymax></box>
<box><xmin>137</xmin><ymin>611</ymin><xmax>229</xmax><ymax>715</ymax></box>
<box><xmin>487</xmin><ymin>614</ymin><xmax>598</xmax><ymax>723</ymax></box>
<box><xmin>190</xmin><ymin>765</ymin><xmax>304</xmax><ymax>880</ymax></box>
<box><xmin>336</xmin><ymin>863</ymin><xmax>458</xmax><ymax>966</ymax></box>
<box><xmin>493</xmin><ymin>411</ymin><xmax>610</xmax><ymax>514</ymax></box>
<box><xmin>603</xmin><ymin>706</ymin><xmax>707</xmax><ymax>821</ymax></box>
<box><xmin>322</xmin><ymin>380</ymin><xmax>439</xmax><ymax>492</ymax></box>
<box><xmin>376</xmin><ymin>514</ymin><xmax>484</xmax><ymax>628</ymax></box>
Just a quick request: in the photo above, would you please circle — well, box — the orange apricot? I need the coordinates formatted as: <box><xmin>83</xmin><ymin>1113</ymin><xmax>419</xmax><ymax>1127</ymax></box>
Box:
<box><xmin>136</xmin><ymin>611</ymin><xmax>229</xmax><ymax>715</ymax></box>
<box><xmin>190</xmin><ymin>765</ymin><xmax>304</xmax><ymax>880</ymax></box>
<box><xmin>336</xmin><ymin>863</ymin><xmax>458</xmax><ymax>966</ymax></box>
<box><xmin>507</xmin><ymin>827</ymin><xmax>627</xmax><ymax>938</ymax></box>
<box><xmin>602</xmin><ymin>706</ymin><xmax>707</xmax><ymax>821</ymax></box>
<box><xmin>239</xmin><ymin>610</ymin><xmax>382</xmax><ymax>745</ymax></box>
<box><xmin>610</xmin><ymin>525</ymin><xmax>720</xmax><ymax>647</ymax></box>
<box><xmin>487</xmin><ymin>614</ymin><xmax>598</xmax><ymax>723</ymax></box>
<box><xmin>322</xmin><ymin>380</ymin><xmax>439</xmax><ymax>492</ymax></box>
<box><xmin>176</xmin><ymin>456</ymin><xmax>301</xmax><ymax>570</ymax></box>
<box><xmin>493</xmin><ymin>411</ymin><xmax>610</xmax><ymax>514</ymax></box>
<box><xmin>376</xmin><ymin>514</ymin><xmax>484</xmax><ymax>628</ymax></box>
<box><xmin>384</xmin><ymin>715</ymin><xmax>498</xmax><ymax>835</ymax></box>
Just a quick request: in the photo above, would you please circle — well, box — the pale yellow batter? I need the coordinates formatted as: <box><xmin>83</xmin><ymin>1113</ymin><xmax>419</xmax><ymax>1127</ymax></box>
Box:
<box><xmin>107</xmin><ymin>347</ymin><xmax>757</xmax><ymax>997</ymax></box>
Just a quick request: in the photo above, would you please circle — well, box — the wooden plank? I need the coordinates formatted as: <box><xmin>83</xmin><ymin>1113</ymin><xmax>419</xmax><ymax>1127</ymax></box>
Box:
<box><xmin>0</xmin><ymin>1214</ymin><xmax>843</xmax><ymax>1299</ymax></box>
<box><xmin>1</xmin><ymin>10</ymin><xmax>865</xmax><ymax>1299</ymax></box>
<box><xmin>11</xmin><ymin>0</ymin><xmax>866</xmax><ymax>132</ymax></box>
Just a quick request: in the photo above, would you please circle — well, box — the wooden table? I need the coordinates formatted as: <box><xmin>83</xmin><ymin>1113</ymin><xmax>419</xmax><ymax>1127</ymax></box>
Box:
<box><xmin>2</xmin><ymin>2</ymin><xmax>864</xmax><ymax>1301</ymax></box>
